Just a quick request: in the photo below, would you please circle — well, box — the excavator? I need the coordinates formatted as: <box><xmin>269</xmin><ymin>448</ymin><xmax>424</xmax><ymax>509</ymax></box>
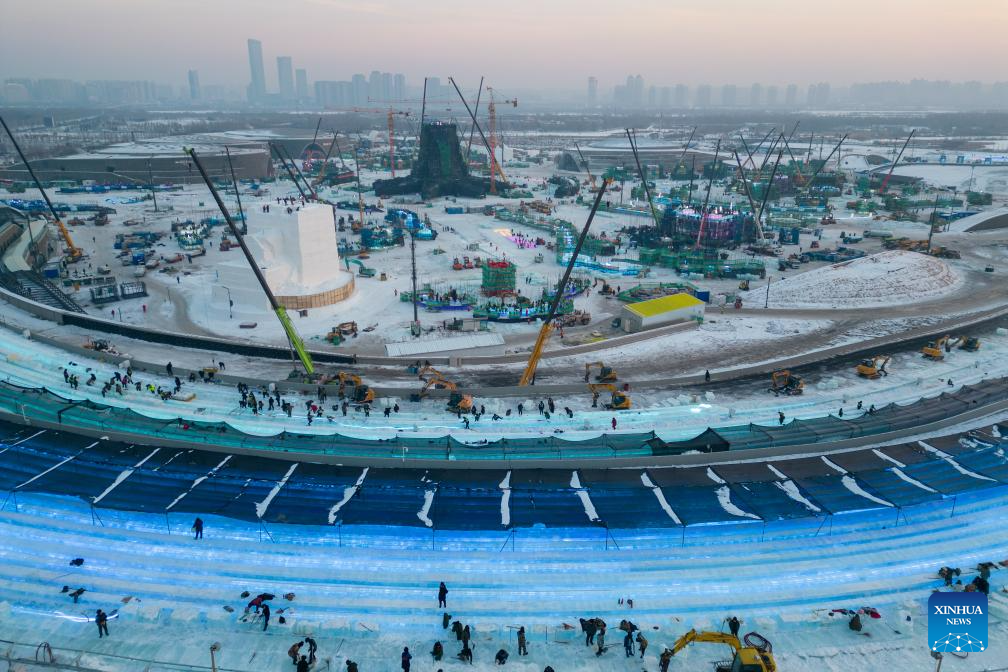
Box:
<box><xmin>588</xmin><ymin>383</ymin><xmax>631</xmax><ymax>410</ymax></box>
<box><xmin>769</xmin><ymin>370</ymin><xmax>803</xmax><ymax>396</ymax></box>
<box><xmin>856</xmin><ymin>355</ymin><xmax>890</xmax><ymax>379</ymax></box>
<box><xmin>336</xmin><ymin>371</ymin><xmax>374</xmax><ymax>405</ymax></box>
<box><xmin>417</xmin><ymin>365</ymin><xmax>444</xmax><ymax>383</ymax></box>
<box><xmin>921</xmin><ymin>335</ymin><xmax>951</xmax><ymax>361</ymax></box>
<box><xmin>419</xmin><ymin>375</ymin><xmax>474</xmax><ymax>413</ymax></box>
<box><xmin>668</xmin><ymin>628</ymin><xmax>776</xmax><ymax>672</ymax></box>
<box><xmin>959</xmin><ymin>336</ymin><xmax>981</xmax><ymax>352</ymax></box>
<box><xmin>585</xmin><ymin>361</ymin><xmax>617</xmax><ymax>383</ymax></box>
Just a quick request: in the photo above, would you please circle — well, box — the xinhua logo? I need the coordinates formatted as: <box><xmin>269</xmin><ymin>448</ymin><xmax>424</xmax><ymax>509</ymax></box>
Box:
<box><xmin>928</xmin><ymin>592</ymin><xmax>988</xmax><ymax>653</ymax></box>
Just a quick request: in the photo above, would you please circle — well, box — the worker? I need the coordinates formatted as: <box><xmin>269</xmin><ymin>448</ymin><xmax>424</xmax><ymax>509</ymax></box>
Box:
<box><xmin>611</xmin><ymin>417</ymin><xmax>617</xmax><ymax>430</ymax></box>
<box><xmin>727</xmin><ymin>616</ymin><xmax>740</xmax><ymax>638</ymax></box>
<box><xmin>778</xmin><ymin>411</ymin><xmax>785</xmax><ymax>425</ymax></box>
<box><xmin>705</xmin><ymin>369</ymin><xmax>711</xmax><ymax>383</ymax></box>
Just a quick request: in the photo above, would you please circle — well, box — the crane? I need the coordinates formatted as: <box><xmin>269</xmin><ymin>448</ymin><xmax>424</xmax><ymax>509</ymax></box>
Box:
<box><xmin>484</xmin><ymin>87</ymin><xmax>517</xmax><ymax>195</ymax></box>
<box><xmin>626</xmin><ymin>128</ymin><xmax>661</xmax><ymax>229</ymax></box>
<box><xmin>449</xmin><ymin>77</ymin><xmax>513</xmax><ymax>192</ymax></box>
<box><xmin>878</xmin><ymin>129</ymin><xmax>915</xmax><ymax>195</ymax></box>
<box><xmin>574</xmin><ymin>142</ymin><xmax>597</xmax><ymax>191</ymax></box>
<box><xmin>519</xmin><ymin>178</ymin><xmax>610</xmax><ymax>386</ymax></box>
<box><xmin>0</xmin><ymin>114</ymin><xmax>82</xmax><ymax>262</ymax></box>
<box><xmin>695</xmin><ymin>138</ymin><xmax>721</xmax><ymax>248</ymax></box>
<box><xmin>351</xmin><ymin>108</ymin><xmax>412</xmax><ymax>178</ymax></box>
<box><xmin>187</xmin><ymin>148</ymin><xmax>315</xmax><ymax>377</ymax></box>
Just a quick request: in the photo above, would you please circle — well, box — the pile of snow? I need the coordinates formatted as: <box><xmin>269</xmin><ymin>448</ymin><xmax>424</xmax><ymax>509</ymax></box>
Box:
<box><xmin>767</xmin><ymin>251</ymin><xmax>960</xmax><ymax>309</ymax></box>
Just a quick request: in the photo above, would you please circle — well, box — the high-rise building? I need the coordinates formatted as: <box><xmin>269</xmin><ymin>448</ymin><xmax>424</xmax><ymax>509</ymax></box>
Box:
<box><xmin>187</xmin><ymin>69</ymin><xmax>201</xmax><ymax>100</ymax></box>
<box><xmin>277</xmin><ymin>56</ymin><xmax>294</xmax><ymax>100</ymax></box>
<box><xmin>659</xmin><ymin>86</ymin><xmax>671</xmax><ymax>108</ymax></box>
<box><xmin>674</xmin><ymin>84</ymin><xmax>688</xmax><ymax>107</ymax></box>
<box><xmin>587</xmin><ymin>76</ymin><xmax>598</xmax><ymax>106</ymax></box>
<box><xmin>295</xmin><ymin>69</ymin><xmax>308</xmax><ymax>100</ymax></box>
<box><xmin>247</xmin><ymin>39</ymin><xmax>266</xmax><ymax>101</ymax></box>
<box><xmin>351</xmin><ymin>74</ymin><xmax>367</xmax><ymax>106</ymax></box>
<box><xmin>695</xmin><ymin>85</ymin><xmax>712</xmax><ymax>107</ymax></box>
<box><xmin>749</xmin><ymin>83</ymin><xmax>762</xmax><ymax>108</ymax></box>
<box><xmin>721</xmin><ymin>84</ymin><xmax>737</xmax><ymax>107</ymax></box>
<box><xmin>393</xmin><ymin>73</ymin><xmax>406</xmax><ymax>101</ymax></box>
<box><xmin>368</xmin><ymin>70</ymin><xmax>381</xmax><ymax>102</ymax></box>
<box><xmin>632</xmin><ymin>75</ymin><xmax>644</xmax><ymax>107</ymax></box>
<box><xmin>766</xmin><ymin>85</ymin><xmax>778</xmax><ymax>107</ymax></box>
<box><xmin>784</xmin><ymin>84</ymin><xmax>798</xmax><ymax>107</ymax></box>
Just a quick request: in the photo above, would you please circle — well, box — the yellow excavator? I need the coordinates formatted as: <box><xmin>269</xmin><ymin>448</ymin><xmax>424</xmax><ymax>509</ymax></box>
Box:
<box><xmin>856</xmin><ymin>355</ymin><xmax>890</xmax><ymax>379</ymax></box>
<box><xmin>769</xmin><ymin>370</ymin><xmax>803</xmax><ymax>396</ymax></box>
<box><xmin>669</xmin><ymin>629</ymin><xmax>776</xmax><ymax>672</ymax></box>
<box><xmin>588</xmin><ymin>383</ymin><xmax>631</xmax><ymax>410</ymax></box>
<box><xmin>420</xmin><ymin>376</ymin><xmax>474</xmax><ymax>413</ymax></box>
<box><xmin>417</xmin><ymin>365</ymin><xmax>444</xmax><ymax>383</ymax></box>
<box><xmin>921</xmin><ymin>335</ymin><xmax>951</xmax><ymax>361</ymax></box>
<box><xmin>585</xmin><ymin>361</ymin><xmax>617</xmax><ymax>383</ymax></box>
<box><xmin>336</xmin><ymin>371</ymin><xmax>374</xmax><ymax>404</ymax></box>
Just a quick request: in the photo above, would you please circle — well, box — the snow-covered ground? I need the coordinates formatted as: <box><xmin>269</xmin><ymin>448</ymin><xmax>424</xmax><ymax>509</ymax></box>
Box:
<box><xmin>765</xmin><ymin>251</ymin><xmax>961</xmax><ymax>310</ymax></box>
<box><xmin>2</xmin><ymin>316</ymin><xmax>1006</xmax><ymax>443</ymax></box>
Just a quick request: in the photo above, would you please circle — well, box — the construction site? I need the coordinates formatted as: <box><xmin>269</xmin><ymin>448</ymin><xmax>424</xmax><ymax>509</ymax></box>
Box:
<box><xmin>2</xmin><ymin>39</ymin><xmax>1008</xmax><ymax>672</ymax></box>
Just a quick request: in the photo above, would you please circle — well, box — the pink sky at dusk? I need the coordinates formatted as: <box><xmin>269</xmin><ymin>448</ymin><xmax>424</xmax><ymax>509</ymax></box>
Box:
<box><xmin>1</xmin><ymin>0</ymin><xmax>1005</xmax><ymax>90</ymax></box>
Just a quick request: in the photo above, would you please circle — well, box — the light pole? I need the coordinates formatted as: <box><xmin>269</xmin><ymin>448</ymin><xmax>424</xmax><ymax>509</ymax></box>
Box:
<box><xmin>222</xmin><ymin>286</ymin><xmax>233</xmax><ymax>319</ymax></box>
<box><xmin>408</xmin><ymin>229</ymin><xmax>419</xmax><ymax>336</ymax></box>
<box><xmin>765</xmin><ymin>276</ymin><xmax>771</xmax><ymax>309</ymax></box>
<box><xmin>210</xmin><ymin>642</ymin><xmax>221</xmax><ymax>672</ymax></box>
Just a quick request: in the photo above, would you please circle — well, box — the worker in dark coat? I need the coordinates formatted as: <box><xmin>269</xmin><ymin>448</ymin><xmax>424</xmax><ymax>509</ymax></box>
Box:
<box><xmin>95</xmin><ymin>609</ymin><xmax>109</xmax><ymax>637</ymax></box>
<box><xmin>261</xmin><ymin>603</ymin><xmax>271</xmax><ymax>631</ymax></box>
<box><xmin>438</xmin><ymin>581</ymin><xmax>448</xmax><ymax>608</ymax></box>
<box><xmin>192</xmin><ymin>517</ymin><xmax>203</xmax><ymax>540</ymax></box>
<box><xmin>581</xmin><ymin>617</ymin><xmax>597</xmax><ymax>646</ymax></box>
<box><xmin>401</xmin><ymin>646</ymin><xmax>412</xmax><ymax>671</ymax></box>
<box><xmin>728</xmin><ymin>616</ymin><xmax>741</xmax><ymax>638</ymax></box>
<box><xmin>296</xmin><ymin>656</ymin><xmax>309</xmax><ymax>672</ymax></box>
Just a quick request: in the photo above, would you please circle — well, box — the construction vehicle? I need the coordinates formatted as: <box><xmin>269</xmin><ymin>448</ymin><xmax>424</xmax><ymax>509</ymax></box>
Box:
<box><xmin>417</xmin><ymin>365</ymin><xmax>444</xmax><ymax>382</ymax></box>
<box><xmin>336</xmin><ymin>371</ymin><xmax>374</xmax><ymax>404</ymax></box>
<box><xmin>922</xmin><ymin>335</ymin><xmax>951</xmax><ymax>360</ymax></box>
<box><xmin>669</xmin><ymin>628</ymin><xmax>776</xmax><ymax>672</ymax></box>
<box><xmin>585</xmin><ymin>361</ymin><xmax>617</xmax><ymax>383</ymax></box>
<box><xmin>0</xmin><ymin>115</ymin><xmax>83</xmax><ymax>263</ymax></box>
<box><xmin>959</xmin><ymin>336</ymin><xmax>980</xmax><ymax>352</ymax></box>
<box><xmin>856</xmin><ymin>355</ymin><xmax>890</xmax><ymax>379</ymax></box>
<box><xmin>347</xmin><ymin>258</ymin><xmax>376</xmax><ymax>278</ymax></box>
<box><xmin>738</xmin><ymin>279</ymin><xmax>750</xmax><ymax>291</ymax></box>
<box><xmin>588</xmin><ymin>383</ymin><xmax>631</xmax><ymax>410</ymax></box>
<box><xmin>452</xmin><ymin>257</ymin><xmax>463</xmax><ymax>271</ymax></box>
<box><xmin>559</xmin><ymin>310</ymin><xmax>591</xmax><ymax>327</ymax></box>
<box><xmin>326</xmin><ymin>321</ymin><xmax>358</xmax><ymax>344</ymax></box>
<box><xmin>769</xmin><ymin>370</ymin><xmax>804</xmax><ymax>396</ymax></box>
<box><xmin>420</xmin><ymin>375</ymin><xmax>474</xmax><ymax>413</ymax></box>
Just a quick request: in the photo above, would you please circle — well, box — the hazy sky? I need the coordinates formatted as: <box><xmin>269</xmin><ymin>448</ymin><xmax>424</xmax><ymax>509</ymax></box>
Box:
<box><xmin>2</xmin><ymin>0</ymin><xmax>1005</xmax><ymax>91</ymax></box>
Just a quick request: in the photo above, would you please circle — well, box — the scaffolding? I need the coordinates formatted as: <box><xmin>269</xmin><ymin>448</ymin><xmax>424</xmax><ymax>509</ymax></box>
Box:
<box><xmin>481</xmin><ymin>260</ymin><xmax>517</xmax><ymax>296</ymax></box>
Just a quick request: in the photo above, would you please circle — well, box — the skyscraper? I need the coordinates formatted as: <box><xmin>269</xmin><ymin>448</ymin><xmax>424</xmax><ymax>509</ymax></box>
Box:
<box><xmin>785</xmin><ymin>84</ymin><xmax>798</xmax><ymax>107</ymax></box>
<box><xmin>187</xmin><ymin>69</ymin><xmax>201</xmax><ymax>100</ymax></box>
<box><xmin>295</xmin><ymin>69</ymin><xmax>308</xmax><ymax>100</ymax></box>
<box><xmin>721</xmin><ymin>84</ymin><xmax>737</xmax><ymax>107</ymax></box>
<box><xmin>587</xmin><ymin>76</ymin><xmax>598</xmax><ymax>106</ymax></box>
<box><xmin>749</xmin><ymin>83</ymin><xmax>762</xmax><ymax>108</ymax></box>
<box><xmin>351</xmin><ymin>74</ymin><xmax>367</xmax><ymax>105</ymax></box>
<box><xmin>674</xmin><ymin>84</ymin><xmax>688</xmax><ymax>108</ymax></box>
<box><xmin>766</xmin><ymin>85</ymin><xmax>779</xmax><ymax>107</ymax></box>
<box><xmin>696</xmin><ymin>85</ymin><xmax>712</xmax><ymax>107</ymax></box>
<box><xmin>277</xmin><ymin>56</ymin><xmax>294</xmax><ymax>100</ymax></box>
<box><xmin>393</xmin><ymin>73</ymin><xmax>406</xmax><ymax>101</ymax></box>
<box><xmin>247</xmin><ymin>39</ymin><xmax>266</xmax><ymax>101</ymax></box>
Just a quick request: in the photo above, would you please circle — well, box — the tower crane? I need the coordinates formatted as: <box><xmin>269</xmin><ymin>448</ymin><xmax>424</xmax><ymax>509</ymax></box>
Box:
<box><xmin>484</xmin><ymin>87</ymin><xmax>517</xmax><ymax>195</ymax></box>
<box><xmin>574</xmin><ymin>142</ymin><xmax>597</xmax><ymax>191</ymax></box>
<box><xmin>879</xmin><ymin>129</ymin><xmax>915</xmax><ymax>195</ymax></box>
<box><xmin>351</xmin><ymin>108</ymin><xmax>412</xmax><ymax>177</ymax></box>
<box><xmin>0</xmin><ymin>115</ymin><xmax>82</xmax><ymax>262</ymax></box>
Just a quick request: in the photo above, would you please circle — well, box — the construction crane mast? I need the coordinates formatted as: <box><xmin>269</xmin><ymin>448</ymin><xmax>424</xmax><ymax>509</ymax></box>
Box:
<box><xmin>879</xmin><ymin>129</ymin><xmax>915</xmax><ymax>195</ymax></box>
<box><xmin>0</xmin><ymin>114</ymin><xmax>82</xmax><ymax>262</ymax></box>
<box><xmin>485</xmin><ymin>87</ymin><xmax>517</xmax><ymax>195</ymax></box>
<box><xmin>350</xmin><ymin>107</ymin><xmax>412</xmax><ymax>177</ymax></box>
<box><xmin>187</xmin><ymin>148</ymin><xmax>315</xmax><ymax>377</ymax></box>
<box><xmin>519</xmin><ymin>179</ymin><xmax>610</xmax><ymax>386</ymax></box>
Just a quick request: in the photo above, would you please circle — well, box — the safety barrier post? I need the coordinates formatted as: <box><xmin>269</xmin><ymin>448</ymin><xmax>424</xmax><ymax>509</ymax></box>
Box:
<box><xmin>950</xmin><ymin>495</ymin><xmax>958</xmax><ymax>518</ymax></box>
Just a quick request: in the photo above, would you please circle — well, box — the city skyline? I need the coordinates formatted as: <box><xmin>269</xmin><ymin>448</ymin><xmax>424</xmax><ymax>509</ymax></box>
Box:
<box><xmin>2</xmin><ymin>0</ymin><xmax>1006</xmax><ymax>90</ymax></box>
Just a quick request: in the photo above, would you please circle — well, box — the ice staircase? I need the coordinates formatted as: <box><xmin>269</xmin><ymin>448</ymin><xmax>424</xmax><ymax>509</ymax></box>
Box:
<box><xmin>0</xmin><ymin>488</ymin><xmax>1006</xmax><ymax>636</ymax></box>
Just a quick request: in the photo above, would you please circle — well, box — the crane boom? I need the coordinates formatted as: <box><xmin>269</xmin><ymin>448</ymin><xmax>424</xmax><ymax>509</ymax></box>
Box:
<box><xmin>519</xmin><ymin>179</ymin><xmax>610</xmax><ymax>386</ymax></box>
<box><xmin>626</xmin><ymin>128</ymin><xmax>661</xmax><ymax>229</ymax></box>
<box><xmin>0</xmin><ymin>114</ymin><xmax>82</xmax><ymax>261</ymax></box>
<box><xmin>187</xmin><ymin>148</ymin><xmax>315</xmax><ymax>376</ymax></box>
<box><xmin>574</xmin><ymin>142</ymin><xmax>596</xmax><ymax>190</ymax></box>
<box><xmin>879</xmin><ymin>129</ymin><xmax>915</xmax><ymax>194</ymax></box>
<box><xmin>448</xmin><ymin>77</ymin><xmax>509</xmax><ymax>185</ymax></box>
